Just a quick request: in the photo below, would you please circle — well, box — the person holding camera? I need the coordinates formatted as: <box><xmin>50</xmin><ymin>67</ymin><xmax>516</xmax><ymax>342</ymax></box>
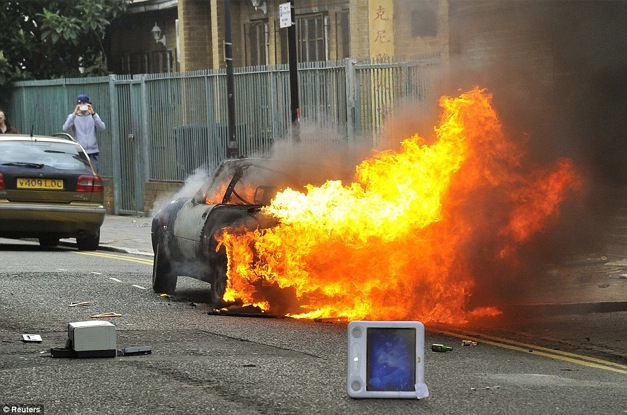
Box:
<box><xmin>62</xmin><ymin>94</ymin><xmax>106</xmax><ymax>172</ymax></box>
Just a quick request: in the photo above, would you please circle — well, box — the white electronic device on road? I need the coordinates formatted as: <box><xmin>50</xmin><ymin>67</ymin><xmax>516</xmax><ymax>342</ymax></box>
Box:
<box><xmin>68</xmin><ymin>320</ymin><xmax>117</xmax><ymax>358</ymax></box>
<box><xmin>347</xmin><ymin>320</ymin><xmax>429</xmax><ymax>399</ymax></box>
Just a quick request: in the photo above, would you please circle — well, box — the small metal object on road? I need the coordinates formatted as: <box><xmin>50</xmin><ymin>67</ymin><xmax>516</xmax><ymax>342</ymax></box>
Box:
<box><xmin>118</xmin><ymin>346</ymin><xmax>152</xmax><ymax>356</ymax></box>
<box><xmin>22</xmin><ymin>334</ymin><xmax>42</xmax><ymax>342</ymax></box>
<box><xmin>462</xmin><ymin>339</ymin><xmax>478</xmax><ymax>346</ymax></box>
<box><xmin>91</xmin><ymin>312</ymin><xmax>123</xmax><ymax>318</ymax></box>
<box><xmin>431</xmin><ymin>343</ymin><xmax>453</xmax><ymax>352</ymax></box>
<box><xmin>68</xmin><ymin>301</ymin><xmax>90</xmax><ymax>307</ymax></box>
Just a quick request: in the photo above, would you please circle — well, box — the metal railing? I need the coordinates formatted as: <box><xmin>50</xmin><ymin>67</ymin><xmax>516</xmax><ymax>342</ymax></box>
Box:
<box><xmin>8</xmin><ymin>56</ymin><xmax>441</xmax><ymax>214</ymax></box>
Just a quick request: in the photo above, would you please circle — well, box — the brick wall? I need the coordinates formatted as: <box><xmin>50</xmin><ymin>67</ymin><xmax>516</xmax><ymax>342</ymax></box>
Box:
<box><xmin>143</xmin><ymin>181</ymin><xmax>184</xmax><ymax>215</ymax></box>
<box><xmin>349</xmin><ymin>0</ymin><xmax>370</xmax><ymax>57</ymax></box>
<box><xmin>178</xmin><ymin>0</ymin><xmax>212</xmax><ymax>71</ymax></box>
<box><xmin>103</xmin><ymin>177</ymin><xmax>115</xmax><ymax>214</ymax></box>
<box><xmin>393</xmin><ymin>0</ymin><xmax>449</xmax><ymax>60</ymax></box>
<box><xmin>103</xmin><ymin>178</ymin><xmax>183</xmax><ymax>217</ymax></box>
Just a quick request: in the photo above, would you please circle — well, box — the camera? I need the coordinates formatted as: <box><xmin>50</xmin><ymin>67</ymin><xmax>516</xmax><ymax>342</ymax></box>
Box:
<box><xmin>79</xmin><ymin>104</ymin><xmax>89</xmax><ymax>112</ymax></box>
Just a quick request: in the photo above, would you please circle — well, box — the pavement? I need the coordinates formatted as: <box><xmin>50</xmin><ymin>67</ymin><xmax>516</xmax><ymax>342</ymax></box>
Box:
<box><xmin>95</xmin><ymin>214</ymin><xmax>154</xmax><ymax>257</ymax></box>
<box><xmin>62</xmin><ymin>214</ymin><xmax>627</xmax><ymax>313</ymax></box>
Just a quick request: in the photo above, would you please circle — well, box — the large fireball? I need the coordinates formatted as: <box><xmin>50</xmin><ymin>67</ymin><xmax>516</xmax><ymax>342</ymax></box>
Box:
<box><xmin>217</xmin><ymin>87</ymin><xmax>582</xmax><ymax>323</ymax></box>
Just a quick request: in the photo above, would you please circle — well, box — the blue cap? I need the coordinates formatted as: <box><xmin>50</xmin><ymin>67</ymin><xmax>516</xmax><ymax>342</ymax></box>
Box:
<box><xmin>77</xmin><ymin>94</ymin><xmax>90</xmax><ymax>103</ymax></box>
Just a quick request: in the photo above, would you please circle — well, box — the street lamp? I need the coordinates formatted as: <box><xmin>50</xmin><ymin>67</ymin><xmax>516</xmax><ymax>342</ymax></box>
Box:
<box><xmin>250</xmin><ymin>0</ymin><xmax>267</xmax><ymax>14</ymax></box>
<box><xmin>151</xmin><ymin>22</ymin><xmax>166</xmax><ymax>46</ymax></box>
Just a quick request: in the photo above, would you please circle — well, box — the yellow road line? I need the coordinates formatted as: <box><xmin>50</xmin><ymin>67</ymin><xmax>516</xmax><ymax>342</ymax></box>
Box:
<box><xmin>435</xmin><ymin>329</ymin><xmax>627</xmax><ymax>375</ymax></box>
<box><xmin>74</xmin><ymin>251</ymin><xmax>153</xmax><ymax>265</ymax></box>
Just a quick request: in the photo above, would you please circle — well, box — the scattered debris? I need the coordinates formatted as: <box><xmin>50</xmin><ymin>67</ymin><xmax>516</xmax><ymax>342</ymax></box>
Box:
<box><xmin>159</xmin><ymin>293</ymin><xmax>170</xmax><ymax>299</ymax></box>
<box><xmin>68</xmin><ymin>301</ymin><xmax>90</xmax><ymax>307</ymax></box>
<box><xmin>597</xmin><ymin>283</ymin><xmax>610</xmax><ymax>288</ymax></box>
<box><xmin>22</xmin><ymin>334</ymin><xmax>42</xmax><ymax>343</ymax></box>
<box><xmin>471</xmin><ymin>385</ymin><xmax>500</xmax><ymax>391</ymax></box>
<box><xmin>118</xmin><ymin>346</ymin><xmax>152</xmax><ymax>356</ymax></box>
<box><xmin>90</xmin><ymin>312</ymin><xmax>123</xmax><ymax>318</ymax></box>
<box><xmin>208</xmin><ymin>304</ymin><xmax>277</xmax><ymax>318</ymax></box>
<box><xmin>431</xmin><ymin>344</ymin><xmax>453</xmax><ymax>352</ymax></box>
<box><xmin>462</xmin><ymin>339</ymin><xmax>478</xmax><ymax>347</ymax></box>
<box><xmin>313</xmin><ymin>316</ymin><xmax>348</xmax><ymax>323</ymax></box>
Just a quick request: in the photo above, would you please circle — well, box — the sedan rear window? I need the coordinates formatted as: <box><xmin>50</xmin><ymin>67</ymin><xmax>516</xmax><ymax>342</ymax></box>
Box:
<box><xmin>0</xmin><ymin>141</ymin><xmax>90</xmax><ymax>170</ymax></box>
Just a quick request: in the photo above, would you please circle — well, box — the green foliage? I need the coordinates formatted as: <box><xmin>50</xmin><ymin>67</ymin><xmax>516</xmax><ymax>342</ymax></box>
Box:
<box><xmin>0</xmin><ymin>0</ymin><xmax>129</xmax><ymax>85</ymax></box>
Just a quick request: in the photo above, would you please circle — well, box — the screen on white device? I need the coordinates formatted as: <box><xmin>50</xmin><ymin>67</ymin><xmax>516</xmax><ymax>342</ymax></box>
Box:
<box><xmin>366</xmin><ymin>327</ymin><xmax>416</xmax><ymax>391</ymax></box>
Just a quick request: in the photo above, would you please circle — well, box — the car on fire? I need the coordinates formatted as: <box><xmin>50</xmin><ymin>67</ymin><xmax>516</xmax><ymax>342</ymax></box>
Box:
<box><xmin>0</xmin><ymin>133</ymin><xmax>105</xmax><ymax>250</ymax></box>
<box><xmin>151</xmin><ymin>157</ymin><xmax>293</xmax><ymax>305</ymax></box>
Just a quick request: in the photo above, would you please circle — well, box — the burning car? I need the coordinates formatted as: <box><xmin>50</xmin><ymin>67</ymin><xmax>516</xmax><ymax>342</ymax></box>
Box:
<box><xmin>151</xmin><ymin>158</ymin><xmax>290</xmax><ymax>305</ymax></box>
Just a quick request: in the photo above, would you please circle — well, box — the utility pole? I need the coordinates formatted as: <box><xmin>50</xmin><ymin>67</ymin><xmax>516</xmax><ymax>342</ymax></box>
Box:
<box><xmin>224</xmin><ymin>0</ymin><xmax>239</xmax><ymax>158</ymax></box>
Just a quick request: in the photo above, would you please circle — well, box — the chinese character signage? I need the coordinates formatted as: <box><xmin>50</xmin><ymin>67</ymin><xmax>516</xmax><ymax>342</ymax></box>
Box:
<box><xmin>369</xmin><ymin>0</ymin><xmax>394</xmax><ymax>59</ymax></box>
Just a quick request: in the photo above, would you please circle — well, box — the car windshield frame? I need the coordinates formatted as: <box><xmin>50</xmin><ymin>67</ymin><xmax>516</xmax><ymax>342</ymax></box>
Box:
<box><xmin>192</xmin><ymin>160</ymin><xmax>289</xmax><ymax>207</ymax></box>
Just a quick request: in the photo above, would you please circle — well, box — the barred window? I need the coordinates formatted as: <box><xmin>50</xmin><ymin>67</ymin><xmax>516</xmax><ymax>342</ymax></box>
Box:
<box><xmin>297</xmin><ymin>13</ymin><xmax>328</xmax><ymax>62</ymax></box>
<box><xmin>246</xmin><ymin>21</ymin><xmax>269</xmax><ymax>66</ymax></box>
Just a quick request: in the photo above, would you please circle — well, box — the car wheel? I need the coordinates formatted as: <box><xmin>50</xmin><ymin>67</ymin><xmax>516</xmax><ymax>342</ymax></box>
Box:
<box><xmin>210</xmin><ymin>256</ymin><xmax>227</xmax><ymax>307</ymax></box>
<box><xmin>153</xmin><ymin>241</ymin><xmax>177</xmax><ymax>294</ymax></box>
<box><xmin>77</xmin><ymin>231</ymin><xmax>100</xmax><ymax>251</ymax></box>
<box><xmin>39</xmin><ymin>236</ymin><xmax>60</xmax><ymax>247</ymax></box>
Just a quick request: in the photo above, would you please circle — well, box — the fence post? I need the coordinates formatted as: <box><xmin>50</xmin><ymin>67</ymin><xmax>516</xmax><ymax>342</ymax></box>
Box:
<box><xmin>138</xmin><ymin>74</ymin><xmax>149</xmax><ymax>214</ymax></box>
<box><xmin>109</xmin><ymin>74</ymin><xmax>122</xmax><ymax>215</ymax></box>
<box><xmin>344</xmin><ymin>58</ymin><xmax>357</xmax><ymax>142</ymax></box>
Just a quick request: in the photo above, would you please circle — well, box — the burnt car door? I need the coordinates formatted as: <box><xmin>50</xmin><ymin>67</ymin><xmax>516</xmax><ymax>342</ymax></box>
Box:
<box><xmin>171</xmin><ymin>199</ymin><xmax>215</xmax><ymax>261</ymax></box>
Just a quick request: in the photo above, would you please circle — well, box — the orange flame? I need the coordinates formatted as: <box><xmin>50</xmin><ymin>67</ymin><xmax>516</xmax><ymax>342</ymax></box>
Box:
<box><xmin>217</xmin><ymin>87</ymin><xmax>582</xmax><ymax>324</ymax></box>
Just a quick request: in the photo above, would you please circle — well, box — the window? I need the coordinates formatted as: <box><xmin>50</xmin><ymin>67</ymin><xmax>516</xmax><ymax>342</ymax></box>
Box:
<box><xmin>274</xmin><ymin>13</ymin><xmax>329</xmax><ymax>64</ymax></box>
<box><xmin>297</xmin><ymin>13</ymin><xmax>328</xmax><ymax>62</ymax></box>
<box><xmin>411</xmin><ymin>1</ymin><xmax>438</xmax><ymax>37</ymax></box>
<box><xmin>246</xmin><ymin>21</ymin><xmax>269</xmax><ymax>66</ymax></box>
<box><xmin>335</xmin><ymin>10</ymin><xmax>350</xmax><ymax>59</ymax></box>
<box><xmin>113</xmin><ymin>50</ymin><xmax>175</xmax><ymax>75</ymax></box>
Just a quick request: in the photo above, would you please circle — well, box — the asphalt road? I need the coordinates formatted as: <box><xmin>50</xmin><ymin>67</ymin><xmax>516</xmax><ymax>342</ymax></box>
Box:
<box><xmin>0</xmin><ymin>241</ymin><xmax>625</xmax><ymax>414</ymax></box>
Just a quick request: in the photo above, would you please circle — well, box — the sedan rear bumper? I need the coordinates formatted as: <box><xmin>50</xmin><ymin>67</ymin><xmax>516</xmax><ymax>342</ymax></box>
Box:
<box><xmin>0</xmin><ymin>202</ymin><xmax>105</xmax><ymax>235</ymax></box>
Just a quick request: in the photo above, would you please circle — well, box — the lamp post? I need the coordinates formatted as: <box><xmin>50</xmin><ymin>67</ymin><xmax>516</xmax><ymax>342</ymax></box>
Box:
<box><xmin>224</xmin><ymin>0</ymin><xmax>239</xmax><ymax>158</ymax></box>
<box><xmin>280</xmin><ymin>0</ymin><xmax>299</xmax><ymax>142</ymax></box>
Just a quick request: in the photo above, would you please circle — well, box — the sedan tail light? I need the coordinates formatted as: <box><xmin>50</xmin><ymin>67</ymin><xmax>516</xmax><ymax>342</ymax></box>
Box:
<box><xmin>0</xmin><ymin>173</ymin><xmax>4</xmax><ymax>190</ymax></box>
<box><xmin>76</xmin><ymin>175</ymin><xmax>104</xmax><ymax>193</ymax></box>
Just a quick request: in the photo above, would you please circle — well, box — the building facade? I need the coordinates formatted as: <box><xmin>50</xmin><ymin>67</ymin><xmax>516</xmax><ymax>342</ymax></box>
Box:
<box><xmin>107</xmin><ymin>0</ymin><xmax>450</xmax><ymax>74</ymax></box>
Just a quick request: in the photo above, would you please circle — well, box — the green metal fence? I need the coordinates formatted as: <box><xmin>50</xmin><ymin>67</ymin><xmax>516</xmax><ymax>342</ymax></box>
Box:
<box><xmin>8</xmin><ymin>56</ymin><xmax>441</xmax><ymax>214</ymax></box>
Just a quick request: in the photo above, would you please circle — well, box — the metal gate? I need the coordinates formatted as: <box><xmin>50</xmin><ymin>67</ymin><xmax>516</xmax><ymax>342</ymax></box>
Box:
<box><xmin>111</xmin><ymin>78</ymin><xmax>146</xmax><ymax>214</ymax></box>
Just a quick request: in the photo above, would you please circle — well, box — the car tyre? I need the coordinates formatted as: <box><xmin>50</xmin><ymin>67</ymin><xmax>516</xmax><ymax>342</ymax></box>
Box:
<box><xmin>39</xmin><ymin>236</ymin><xmax>60</xmax><ymax>247</ymax></box>
<box><xmin>153</xmin><ymin>241</ymin><xmax>177</xmax><ymax>294</ymax></box>
<box><xmin>77</xmin><ymin>231</ymin><xmax>100</xmax><ymax>251</ymax></box>
<box><xmin>210</xmin><ymin>256</ymin><xmax>227</xmax><ymax>307</ymax></box>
